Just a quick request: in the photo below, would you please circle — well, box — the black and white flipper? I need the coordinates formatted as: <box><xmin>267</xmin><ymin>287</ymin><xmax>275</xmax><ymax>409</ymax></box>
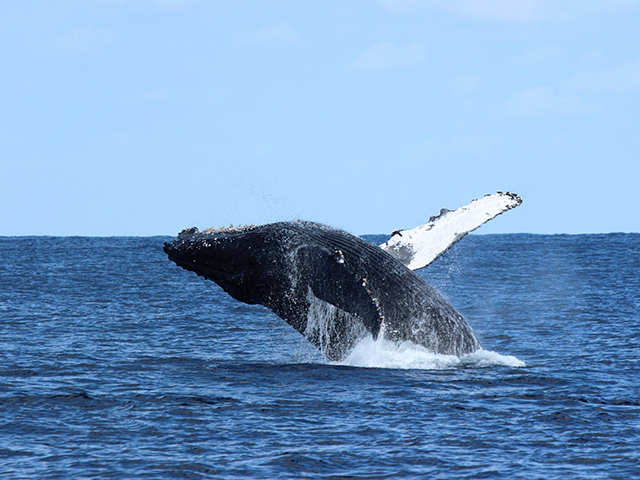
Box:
<box><xmin>379</xmin><ymin>192</ymin><xmax>522</xmax><ymax>271</ymax></box>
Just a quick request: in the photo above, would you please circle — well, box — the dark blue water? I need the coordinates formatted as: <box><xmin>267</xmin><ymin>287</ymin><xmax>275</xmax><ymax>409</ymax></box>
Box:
<box><xmin>1</xmin><ymin>234</ymin><xmax>639</xmax><ymax>478</ymax></box>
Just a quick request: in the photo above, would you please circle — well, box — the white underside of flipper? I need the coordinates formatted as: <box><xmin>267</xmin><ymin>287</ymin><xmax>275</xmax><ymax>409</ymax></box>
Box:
<box><xmin>379</xmin><ymin>192</ymin><xmax>522</xmax><ymax>271</ymax></box>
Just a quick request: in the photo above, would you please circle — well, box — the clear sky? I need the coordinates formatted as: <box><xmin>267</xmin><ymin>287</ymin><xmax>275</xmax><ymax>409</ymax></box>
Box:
<box><xmin>2</xmin><ymin>0</ymin><xmax>639</xmax><ymax>236</ymax></box>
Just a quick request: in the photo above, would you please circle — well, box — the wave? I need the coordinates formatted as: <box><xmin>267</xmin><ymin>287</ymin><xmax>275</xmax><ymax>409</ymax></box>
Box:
<box><xmin>335</xmin><ymin>337</ymin><xmax>525</xmax><ymax>370</ymax></box>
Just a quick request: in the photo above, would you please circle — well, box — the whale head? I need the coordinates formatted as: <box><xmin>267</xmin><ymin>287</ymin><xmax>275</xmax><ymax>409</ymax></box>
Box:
<box><xmin>163</xmin><ymin>225</ymin><xmax>289</xmax><ymax>305</ymax></box>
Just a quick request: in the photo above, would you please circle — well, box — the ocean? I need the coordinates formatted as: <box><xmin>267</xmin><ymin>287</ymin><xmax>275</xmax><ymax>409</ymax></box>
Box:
<box><xmin>1</xmin><ymin>233</ymin><xmax>639</xmax><ymax>479</ymax></box>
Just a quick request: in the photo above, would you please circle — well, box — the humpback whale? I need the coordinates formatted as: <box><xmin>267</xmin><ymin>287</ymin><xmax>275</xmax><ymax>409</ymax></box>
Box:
<box><xmin>164</xmin><ymin>192</ymin><xmax>522</xmax><ymax>361</ymax></box>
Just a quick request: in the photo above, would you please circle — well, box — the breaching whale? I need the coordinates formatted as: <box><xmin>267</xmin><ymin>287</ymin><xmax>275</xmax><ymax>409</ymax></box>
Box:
<box><xmin>164</xmin><ymin>192</ymin><xmax>522</xmax><ymax>361</ymax></box>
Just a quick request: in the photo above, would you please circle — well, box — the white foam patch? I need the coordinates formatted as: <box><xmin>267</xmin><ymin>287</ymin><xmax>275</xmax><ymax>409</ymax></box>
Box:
<box><xmin>336</xmin><ymin>336</ymin><xmax>525</xmax><ymax>370</ymax></box>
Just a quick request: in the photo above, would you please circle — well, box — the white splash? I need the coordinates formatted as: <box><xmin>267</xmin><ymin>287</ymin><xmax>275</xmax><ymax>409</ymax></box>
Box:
<box><xmin>336</xmin><ymin>336</ymin><xmax>525</xmax><ymax>370</ymax></box>
<box><xmin>304</xmin><ymin>288</ymin><xmax>368</xmax><ymax>360</ymax></box>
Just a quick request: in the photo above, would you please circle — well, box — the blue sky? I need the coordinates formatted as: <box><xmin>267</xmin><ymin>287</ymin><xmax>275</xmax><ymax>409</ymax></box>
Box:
<box><xmin>2</xmin><ymin>0</ymin><xmax>639</xmax><ymax>236</ymax></box>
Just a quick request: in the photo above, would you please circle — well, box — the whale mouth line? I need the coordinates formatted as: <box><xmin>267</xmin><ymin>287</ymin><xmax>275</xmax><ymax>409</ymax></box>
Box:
<box><xmin>165</xmin><ymin>251</ymin><xmax>242</xmax><ymax>280</ymax></box>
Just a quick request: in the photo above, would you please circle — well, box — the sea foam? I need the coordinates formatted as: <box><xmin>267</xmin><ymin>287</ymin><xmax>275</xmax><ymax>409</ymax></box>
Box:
<box><xmin>336</xmin><ymin>336</ymin><xmax>525</xmax><ymax>370</ymax></box>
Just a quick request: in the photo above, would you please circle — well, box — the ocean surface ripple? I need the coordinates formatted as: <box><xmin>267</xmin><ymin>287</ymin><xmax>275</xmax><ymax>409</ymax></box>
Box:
<box><xmin>1</xmin><ymin>234</ymin><xmax>639</xmax><ymax>478</ymax></box>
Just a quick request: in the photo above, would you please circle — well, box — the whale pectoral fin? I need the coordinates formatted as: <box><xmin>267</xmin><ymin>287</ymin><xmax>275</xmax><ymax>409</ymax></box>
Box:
<box><xmin>380</xmin><ymin>191</ymin><xmax>522</xmax><ymax>270</ymax></box>
<box><xmin>299</xmin><ymin>247</ymin><xmax>383</xmax><ymax>339</ymax></box>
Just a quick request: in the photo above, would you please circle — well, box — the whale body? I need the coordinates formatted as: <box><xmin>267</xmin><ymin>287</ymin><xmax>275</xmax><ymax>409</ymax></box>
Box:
<box><xmin>164</xmin><ymin>192</ymin><xmax>522</xmax><ymax>361</ymax></box>
<box><xmin>164</xmin><ymin>221</ymin><xmax>481</xmax><ymax>361</ymax></box>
